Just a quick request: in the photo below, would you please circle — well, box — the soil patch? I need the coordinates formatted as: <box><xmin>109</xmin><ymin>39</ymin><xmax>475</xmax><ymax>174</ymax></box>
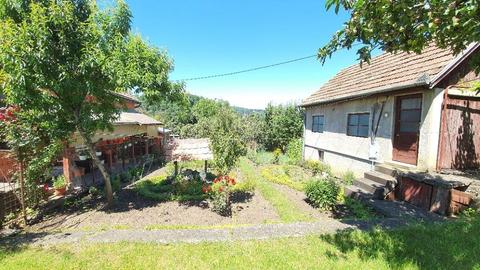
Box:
<box><xmin>28</xmin><ymin>186</ymin><xmax>280</xmax><ymax>232</ymax></box>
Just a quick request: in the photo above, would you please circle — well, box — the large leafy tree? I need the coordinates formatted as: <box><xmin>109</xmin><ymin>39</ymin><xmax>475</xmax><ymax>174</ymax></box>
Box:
<box><xmin>0</xmin><ymin>0</ymin><xmax>179</xmax><ymax>206</ymax></box>
<box><xmin>263</xmin><ymin>104</ymin><xmax>304</xmax><ymax>152</ymax></box>
<box><xmin>319</xmin><ymin>0</ymin><xmax>480</xmax><ymax>71</ymax></box>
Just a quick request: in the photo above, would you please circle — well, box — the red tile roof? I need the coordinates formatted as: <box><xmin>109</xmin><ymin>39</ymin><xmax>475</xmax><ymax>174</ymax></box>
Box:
<box><xmin>302</xmin><ymin>45</ymin><xmax>458</xmax><ymax>106</ymax></box>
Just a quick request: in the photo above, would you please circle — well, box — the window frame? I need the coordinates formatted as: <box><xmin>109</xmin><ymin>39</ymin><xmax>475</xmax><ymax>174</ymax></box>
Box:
<box><xmin>312</xmin><ymin>115</ymin><xmax>325</xmax><ymax>133</ymax></box>
<box><xmin>346</xmin><ymin>112</ymin><xmax>370</xmax><ymax>138</ymax></box>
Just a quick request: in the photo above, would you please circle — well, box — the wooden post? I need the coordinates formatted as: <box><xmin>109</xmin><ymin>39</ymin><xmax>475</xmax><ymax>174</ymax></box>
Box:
<box><xmin>174</xmin><ymin>161</ymin><xmax>178</xmax><ymax>176</ymax></box>
<box><xmin>204</xmin><ymin>160</ymin><xmax>208</xmax><ymax>175</ymax></box>
<box><xmin>132</xmin><ymin>141</ymin><xmax>136</xmax><ymax>165</ymax></box>
<box><xmin>18</xmin><ymin>154</ymin><xmax>27</xmax><ymax>226</ymax></box>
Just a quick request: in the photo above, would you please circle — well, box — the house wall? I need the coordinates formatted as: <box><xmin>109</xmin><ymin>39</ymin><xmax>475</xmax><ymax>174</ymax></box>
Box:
<box><xmin>303</xmin><ymin>88</ymin><xmax>444</xmax><ymax>176</ymax></box>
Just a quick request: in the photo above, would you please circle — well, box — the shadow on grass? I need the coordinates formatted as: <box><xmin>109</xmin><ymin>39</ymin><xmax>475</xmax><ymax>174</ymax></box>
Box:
<box><xmin>321</xmin><ymin>216</ymin><xmax>480</xmax><ymax>270</ymax></box>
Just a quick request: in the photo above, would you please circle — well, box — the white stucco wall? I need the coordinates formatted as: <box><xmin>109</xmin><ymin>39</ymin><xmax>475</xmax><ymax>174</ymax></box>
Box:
<box><xmin>304</xmin><ymin>88</ymin><xmax>444</xmax><ymax>176</ymax></box>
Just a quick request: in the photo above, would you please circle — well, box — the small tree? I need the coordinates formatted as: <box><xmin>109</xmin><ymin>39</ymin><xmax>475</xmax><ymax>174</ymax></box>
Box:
<box><xmin>0</xmin><ymin>0</ymin><xmax>179</xmax><ymax>206</ymax></box>
<box><xmin>209</xmin><ymin>106</ymin><xmax>247</xmax><ymax>175</ymax></box>
<box><xmin>263</xmin><ymin>103</ymin><xmax>304</xmax><ymax>152</ymax></box>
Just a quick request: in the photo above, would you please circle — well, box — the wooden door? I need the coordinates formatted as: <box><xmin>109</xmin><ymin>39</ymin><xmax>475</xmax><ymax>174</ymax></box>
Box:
<box><xmin>393</xmin><ymin>94</ymin><xmax>422</xmax><ymax>165</ymax></box>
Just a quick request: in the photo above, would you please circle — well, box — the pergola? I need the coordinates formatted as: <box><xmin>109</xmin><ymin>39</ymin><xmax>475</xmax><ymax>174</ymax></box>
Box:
<box><xmin>163</xmin><ymin>138</ymin><xmax>213</xmax><ymax>175</ymax></box>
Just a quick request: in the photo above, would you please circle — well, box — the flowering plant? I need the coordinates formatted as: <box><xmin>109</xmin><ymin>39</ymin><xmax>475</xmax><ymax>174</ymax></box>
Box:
<box><xmin>202</xmin><ymin>175</ymin><xmax>236</xmax><ymax>216</ymax></box>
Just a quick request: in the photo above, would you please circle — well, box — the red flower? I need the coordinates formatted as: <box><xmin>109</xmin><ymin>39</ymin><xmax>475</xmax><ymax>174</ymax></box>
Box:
<box><xmin>219</xmin><ymin>187</ymin><xmax>224</xmax><ymax>192</ymax></box>
<box><xmin>0</xmin><ymin>113</ymin><xmax>5</xmax><ymax>121</ymax></box>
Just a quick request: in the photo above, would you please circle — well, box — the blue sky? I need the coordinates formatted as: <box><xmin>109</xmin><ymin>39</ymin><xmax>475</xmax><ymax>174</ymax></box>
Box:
<box><xmin>126</xmin><ymin>0</ymin><xmax>366</xmax><ymax>109</ymax></box>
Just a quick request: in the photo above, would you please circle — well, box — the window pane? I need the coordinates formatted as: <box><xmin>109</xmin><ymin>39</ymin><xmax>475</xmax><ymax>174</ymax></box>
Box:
<box><xmin>347</xmin><ymin>125</ymin><xmax>357</xmax><ymax>136</ymax></box>
<box><xmin>358</xmin><ymin>125</ymin><xmax>369</xmax><ymax>137</ymax></box>
<box><xmin>400</xmin><ymin>110</ymin><xmax>421</xmax><ymax>122</ymax></box>
<box><xmin>358</xmin><ymin>114</ymin><xmax>369</xmax><ymax>125</ymax></box>
<box><xmin>401</xmin><ymin>98</ymin><xmax>421</xmax><ymax>110</ymax></box>
<box><xmin>319</xmin><ymin>124</ymin><xmax>324</xmax><ymax>132</ymax></box>
<box><xmin>318</xmin><ymin>116</ymin><xmax>324</xmax><ymax>125</ymax></box>
<box><xmin>400</xmin><ymin>122</ymin><xmax>419</xmax><ymax>132</ymax></box>
<box><xmin>312</xmin><ymin>116</ymin><xmax>318</xmax><ymax>125</ymax></box>
<box><xmin>348</xmin><ymin>114</ymin><xmax>358</xmax><ymax>125</ymax></box>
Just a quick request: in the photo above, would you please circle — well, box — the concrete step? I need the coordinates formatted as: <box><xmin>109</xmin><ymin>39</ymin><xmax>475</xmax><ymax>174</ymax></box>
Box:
<box><xmin>362</xmin><ymin>199</ymin><xmax>445</xmax><ymax>222</ymax></box>
<box><xmin>344</xmin><ymin>185</ymin><xmax>374</xmax><ymax>200</ymax></box>
<box><xmin>353</xmin><ymin>178</ymin><xmax>388</xmax><ymax>198</ymax></box>
<box><xmin>364</xmin><ymin>171</ymin><xmax>397</xmax><ymax>186</ymax></box>
<box><xmin>384</xmin><ymin>161</ymin><xmax>417</xmax><ymax>171</ymax></box>
<box><xmin>374</xmin><ymin>164</ymin><xmax>397</xmax><ymax>177</ymax></box>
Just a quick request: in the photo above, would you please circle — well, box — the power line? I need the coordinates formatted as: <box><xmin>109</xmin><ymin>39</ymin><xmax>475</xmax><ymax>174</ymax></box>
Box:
<box><xmin>174</xmin><ymin>54</ymin><xmax>317</xmax><ymax>81</ymax></box>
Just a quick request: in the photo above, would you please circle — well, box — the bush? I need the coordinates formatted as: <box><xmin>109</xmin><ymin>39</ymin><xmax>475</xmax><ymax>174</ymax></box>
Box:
<box><xmin>286</xmin><ymin>138</ymin><xmax>303</xmax><ymax>165</ymax></box>
<box><xmin>303</xmin><ymin>160</ymin><xmax>331</xmax><ymax>176</ymax></box>
<box><xmin>111</xmin><ymin>175</ymin><xmax>121</xmax><ymax>192</ymax></box>
<box><xmin>203</xmin><ymin>176</ymin><xmax>237</xmax><ymax>216</ymax></box>
<box><xmin>342</xmin><ymin>170</ymin><xmax>356</xmax><ymax>185</ymax></box>
<box><xmin>305</xmin><ymin>178</ymin><xmax>340</xmax><ymax>210</ymax></box>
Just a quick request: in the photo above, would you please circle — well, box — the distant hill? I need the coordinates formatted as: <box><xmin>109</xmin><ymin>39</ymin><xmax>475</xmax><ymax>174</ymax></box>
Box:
<box><xmin>232</xmin><ymin>106</ymin><xmax>264</xmax><ymax>115</ymax></box>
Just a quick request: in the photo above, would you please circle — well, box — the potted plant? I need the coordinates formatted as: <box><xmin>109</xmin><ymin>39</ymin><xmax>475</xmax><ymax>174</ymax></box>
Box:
<box><xmin>53</xmin><ymin>175</ymin><xmax>67</xmax><ymax>196</ymax></box>
<box><xmin>78</xmin><ymin>150</ymin><xmax>88</xmax><ymax>160</ymax></box>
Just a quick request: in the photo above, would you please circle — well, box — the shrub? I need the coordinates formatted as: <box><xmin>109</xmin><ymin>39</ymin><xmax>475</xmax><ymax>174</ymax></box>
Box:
<box><xmin>286</xmin><ymin>138</ymin><xmax>303</xmax><ymax>165</ymax></box>
<box><xmin>111</xmin><ymin>176</ymin><xmax>121</xmax><ymax>192</ymax></box>
<box><xmin>303</xmin><ymin>160</ymin><xmax>331</xmax><ymax>176</ymax></box>
<box><xmin>342</xmin><ymin>170</ymin><xmax>356</xmax><ymax>185</ymax></box>
<box><xmin>304</xmin><ymin>178</ymin><xmax>340</xmax><ymax>210</ymax></box>
<box><xmin>88</xmin><ymin>186</ymin><xmax>100</xmax><ymax>197</ymax></box>
<box><xmin>203</xmin><ymin>175</ymin><xmax>237</xmax><ymax>216</ymax></box>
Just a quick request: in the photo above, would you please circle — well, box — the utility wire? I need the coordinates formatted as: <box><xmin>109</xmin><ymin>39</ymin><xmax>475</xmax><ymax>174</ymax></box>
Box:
<box><xmin>174</xmin><ymin>54</ymin><xmax>317</xmax><ymax>81</ymax></box>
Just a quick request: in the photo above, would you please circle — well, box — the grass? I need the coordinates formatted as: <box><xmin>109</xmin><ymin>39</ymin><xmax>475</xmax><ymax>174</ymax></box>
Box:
<box><xmin>260</xmin><ymin>165</ymin><xmax>306</xmax><ymax>191</ymax></box>
<box><xmin>1</xmin><ymin>216</ymin><xmax>479</xmax><ymax>270</ymax></box>
<box><xmin>238</xmin><ymin>158</ymin><xmax>312</xmax><ymax>222</ymax></box>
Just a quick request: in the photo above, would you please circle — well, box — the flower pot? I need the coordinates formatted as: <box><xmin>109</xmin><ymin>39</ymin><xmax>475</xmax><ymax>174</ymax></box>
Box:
<box><xmin>54</xmin><ymin>186</ymin><xmax>66</xmax><ymax>197</ymax></box>
<box><xmin>96</xmin><ymin>151</ymin><xmax>102</xmax><ymax>156</ymax></box>
<box><xmin>79</xmin><ymin>155</ymin><xmax>87</xmax><ymax>161</ymax></box>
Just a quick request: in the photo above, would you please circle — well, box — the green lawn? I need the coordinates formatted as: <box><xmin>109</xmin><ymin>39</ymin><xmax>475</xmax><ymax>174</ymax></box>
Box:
<box><xmin>238</xmin><ymin>158</ymin><xmax>312</xmax><ymax>222</ymax></box>
<box><xmin>1</xmin><ymin>216</ymin><xmax>479</xmax><ymax>270</ymax></box>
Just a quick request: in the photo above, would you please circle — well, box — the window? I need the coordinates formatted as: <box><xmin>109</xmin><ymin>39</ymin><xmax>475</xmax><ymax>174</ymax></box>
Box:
<box><xmin>312</xmin><ymin>115</ymin><xmax>324</xmax><ymax>133</ymax></box>
<box><xmin>347</xmin><ymin>113</ymin><xmax>369</xmax><ymax>137</ymax></box>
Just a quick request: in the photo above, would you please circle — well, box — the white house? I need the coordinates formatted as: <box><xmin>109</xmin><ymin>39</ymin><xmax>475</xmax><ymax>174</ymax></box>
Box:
<box><xmin>302</xmin><ymin>44</ymin><xmax>480</xmax><ymax>178</ymax></box>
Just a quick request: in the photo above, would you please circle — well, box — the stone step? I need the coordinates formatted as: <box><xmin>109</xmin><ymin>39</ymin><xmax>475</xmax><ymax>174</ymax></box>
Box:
<box><xmin>353</xmin><ymin>178</ymin><xmax>388</xmax><ymax>199</ymax></box>
<box><xmin>374</xmin><ymin>164</ymin><xmax>397</xmax><ymax>176</ymax></box>
<box><xmin>364</xmin><ymin>171</ymin><xmax>397</xmax><ymax>186</ymax></box>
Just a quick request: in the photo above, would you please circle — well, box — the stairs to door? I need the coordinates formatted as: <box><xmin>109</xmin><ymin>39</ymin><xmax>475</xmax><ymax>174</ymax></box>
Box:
<box><xmin>345</xmin><ymin>163</ymin><xmax>398</xmax><ymax>200</ymax></box>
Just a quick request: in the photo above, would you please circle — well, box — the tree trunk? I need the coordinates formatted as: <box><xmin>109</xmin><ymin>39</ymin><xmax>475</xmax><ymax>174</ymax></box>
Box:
<box><xmin>77</xmin><ymin>129</ymin><xmax>113</xmax><ymax>207</ymax></box>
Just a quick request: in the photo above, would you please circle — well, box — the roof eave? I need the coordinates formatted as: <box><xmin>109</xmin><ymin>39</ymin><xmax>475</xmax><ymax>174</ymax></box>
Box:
<box><xmin>429</xmin><ymin>43</ymin><xmax>480</xmax><ymax>89</ymax></box>
<box><xmin>301</xmin><ymin>80</ymin><xmax>427</xmax><ymax>107</ymax></box>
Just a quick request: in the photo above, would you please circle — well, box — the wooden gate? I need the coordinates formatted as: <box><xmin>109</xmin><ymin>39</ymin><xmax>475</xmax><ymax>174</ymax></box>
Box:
<box><xmin>437</xmin><ymin>90</ymin><xmax>480</xmax><ymax>170</ymax></box>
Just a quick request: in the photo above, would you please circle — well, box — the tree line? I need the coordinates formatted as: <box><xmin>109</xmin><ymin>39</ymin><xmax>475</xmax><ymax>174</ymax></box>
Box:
<box><xmin>142</xmin><ymin>94</ymin><xmax>304</xmax><ymax>173</ymax></box>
